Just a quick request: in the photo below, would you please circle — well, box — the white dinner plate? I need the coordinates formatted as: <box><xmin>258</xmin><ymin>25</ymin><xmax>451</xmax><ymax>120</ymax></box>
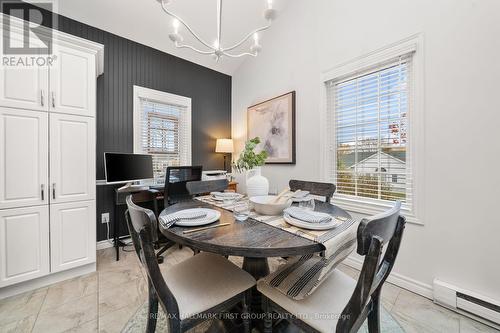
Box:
<box><xmin>283</xmin><ymin>213</ymin><xmax>341</xmax><ymax>230</ymax></box>
<box><xmin>170</xmin><ymin>208</ymin><xmax>221</xmax><ymax>227</ymax></box>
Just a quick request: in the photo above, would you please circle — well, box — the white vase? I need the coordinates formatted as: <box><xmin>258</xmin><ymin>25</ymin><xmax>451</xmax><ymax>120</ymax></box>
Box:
<box><xmin>246</xmin><ymin>167</ymin><xmax>269</xmax><ymax>198</ymax></box>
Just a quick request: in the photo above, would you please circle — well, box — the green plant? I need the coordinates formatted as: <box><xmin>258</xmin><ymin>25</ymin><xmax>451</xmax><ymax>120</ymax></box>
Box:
<box><xmin>233</xmin><ymin>137</ymin><xmax>268</xmax><ymax>172</ymax></box>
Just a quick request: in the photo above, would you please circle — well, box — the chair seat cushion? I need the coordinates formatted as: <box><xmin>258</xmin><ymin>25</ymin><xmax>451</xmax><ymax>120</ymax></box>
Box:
<box><xmin>162</xmin><ymin>252</ymin><xmax>255</xmax><ymax>319</ymax></box>
<box><xmin>257</xmin><ymin>269</ymin><xmax>356</xmax><ymax>332</ymax></box>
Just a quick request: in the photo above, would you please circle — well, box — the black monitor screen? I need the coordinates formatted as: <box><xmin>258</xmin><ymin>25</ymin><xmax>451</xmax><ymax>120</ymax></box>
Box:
<box><xmin>104</xmin><ymin>153</ymin><xmax>153</xmax><ymax>184</ymax></box>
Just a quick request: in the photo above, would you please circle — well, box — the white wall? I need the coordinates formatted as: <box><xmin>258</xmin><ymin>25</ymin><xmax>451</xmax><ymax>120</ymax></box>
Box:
<box><xmin>232</xmin><ymin>0</ymin><xmax>500</xmax><ymax>300</ymax></box>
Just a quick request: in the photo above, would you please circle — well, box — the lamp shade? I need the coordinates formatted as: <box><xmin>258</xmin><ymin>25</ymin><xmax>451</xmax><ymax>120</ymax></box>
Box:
<box><xmin>215</xmin><ymin>138</ymin><xmax>234</xmax><ymax>153</ymax></box>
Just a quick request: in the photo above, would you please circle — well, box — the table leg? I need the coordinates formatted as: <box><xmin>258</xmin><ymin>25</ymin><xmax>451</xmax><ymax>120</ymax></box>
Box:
<box><xmin>243</xmin><ymin>257</ymin><xmax>270</xmax><ymax>331</ymax></box>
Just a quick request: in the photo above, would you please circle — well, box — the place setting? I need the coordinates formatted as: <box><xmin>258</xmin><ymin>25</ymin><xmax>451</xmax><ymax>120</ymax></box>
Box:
<box><xmin>159</xmin><ymin>206</ymin><xmax>228</xmax><ymax>234</ymax></box>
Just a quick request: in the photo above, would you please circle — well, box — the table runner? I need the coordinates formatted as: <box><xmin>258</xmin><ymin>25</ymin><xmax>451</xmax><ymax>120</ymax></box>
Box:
<box><xmin>196</xmin><ymin>195</ymin><xmax>358</xmax><ymax>300</ymax></box>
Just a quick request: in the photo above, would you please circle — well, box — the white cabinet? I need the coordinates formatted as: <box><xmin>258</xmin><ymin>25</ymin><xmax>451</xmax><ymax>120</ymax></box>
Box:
<box><xmin>0</xmin><ymin>108</ymin><xmax>48</xmax><ymax>209</ymax></box>
<box><xmin>49</xmin><ymin>44</ymin><xmax>96</xmax><ymax>117</ymax></box>
<box><xmin>0</xmin><ymin>206</ymin><xmax>49</xmax><ymax>287</ymax></box>
<box><xmin>0</xmin><ymin>32</ymin><xmax>49</xmax><ymax>112</ymax></box>
<box><xmin>49</xmin><ymin>113</ymin><xmax>95</xmax><ymax>204</ymax></box>
<box><xmin>0</xmin><ymin>16</ymin><xmax>103</xmax><ymax>289</ymax></box>
<box><xmin>50</xmin><ymin>201</ymin><xmax>96</xmax><ymax>273</ymax></box>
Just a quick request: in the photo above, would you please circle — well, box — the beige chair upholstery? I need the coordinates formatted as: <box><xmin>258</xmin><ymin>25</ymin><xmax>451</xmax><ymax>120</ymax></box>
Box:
<box><xmin>257</xmin><ymin>269</ymin><xmax>356</xmax><ymax>332</ymax></box>
<box><xmin>162</xmin><ymin>252</ymin><xmax>256</xmax><ymax>320</ymax></box>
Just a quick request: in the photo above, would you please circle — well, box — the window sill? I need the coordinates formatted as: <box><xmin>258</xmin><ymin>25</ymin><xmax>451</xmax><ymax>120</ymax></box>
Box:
<box><xmin>331</xmin><ymin>195</ymin><xmax>422</xmax><ymax>225</ymax></box>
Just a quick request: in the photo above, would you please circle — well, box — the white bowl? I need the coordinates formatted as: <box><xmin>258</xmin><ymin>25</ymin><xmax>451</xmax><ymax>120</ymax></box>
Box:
<box><xmin>250</xmin><ymin>195</ymin><xmax>292</xmax><ymax>216</ymax></box>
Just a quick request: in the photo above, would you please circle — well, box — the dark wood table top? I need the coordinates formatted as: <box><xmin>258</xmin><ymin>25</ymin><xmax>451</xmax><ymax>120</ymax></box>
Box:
<box><xmin>159</xmin><ymin>199</ymin><xmax>351</xmax><ymax>258</ymax></box>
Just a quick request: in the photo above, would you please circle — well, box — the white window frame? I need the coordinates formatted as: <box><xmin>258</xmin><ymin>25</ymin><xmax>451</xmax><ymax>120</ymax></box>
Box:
<box><xmin>320</xmin><ymin>34</ymin><xmax>424</xmax><ymax>224</ymax></box>
<box><xmin>133</xmin><ymin>85</ymin><xmax>192</xmax><ymax>172</ymax></box>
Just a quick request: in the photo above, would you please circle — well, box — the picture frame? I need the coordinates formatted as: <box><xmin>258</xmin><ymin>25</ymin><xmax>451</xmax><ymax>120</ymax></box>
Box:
<box><xmin>247</xmin><ymin>91</ymin><xmax>296</xmax><ymax>164</ymax></box>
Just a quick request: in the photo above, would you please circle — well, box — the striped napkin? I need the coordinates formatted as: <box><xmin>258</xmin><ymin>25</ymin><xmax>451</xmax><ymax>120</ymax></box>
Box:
<box><xmin>159</xmin><ymin>210</ymin><xmax>207</xmax><ymax>228</ymax></box>
<box><xmin>283</xmin><ymin>207</ymin><xmax>332</xmax><ymax>224</ymax></box>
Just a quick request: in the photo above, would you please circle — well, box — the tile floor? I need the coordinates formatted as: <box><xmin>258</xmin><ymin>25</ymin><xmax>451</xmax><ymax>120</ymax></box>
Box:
<box><xmin>0</xmin><ymin>246</ymin><xmax>498</xmax><ymax>333</ymax></box>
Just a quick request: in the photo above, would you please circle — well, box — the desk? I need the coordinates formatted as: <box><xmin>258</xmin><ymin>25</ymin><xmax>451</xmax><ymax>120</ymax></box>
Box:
<box><xmin>114</xmin><ymin>187</ymin><xmax>163</xmax><ymax>261</ymax></box>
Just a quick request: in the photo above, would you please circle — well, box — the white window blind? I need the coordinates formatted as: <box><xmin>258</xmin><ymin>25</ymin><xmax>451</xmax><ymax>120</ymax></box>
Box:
<box><xmin>138</xmin><ymin>98</ymin><xmax>190</xmax><ymax>181</ymax></box>
<box><xmin>326</xmin><ymin>54</ymin><xmax>413</xmax><ymax>205</ymax></box>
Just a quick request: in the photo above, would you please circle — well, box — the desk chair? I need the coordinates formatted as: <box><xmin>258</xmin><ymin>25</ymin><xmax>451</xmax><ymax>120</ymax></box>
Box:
<box><xmin>153</xmin><ymin>166</ymin><xmax>203</xmax><ymax>261</ymax></box>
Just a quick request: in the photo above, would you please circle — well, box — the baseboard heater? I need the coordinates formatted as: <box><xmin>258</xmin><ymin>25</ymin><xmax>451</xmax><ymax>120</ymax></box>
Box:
<box><xmin>433</xmin><ymin>279</ymin><xmax>500</xmax><ymax>327</ymax></box>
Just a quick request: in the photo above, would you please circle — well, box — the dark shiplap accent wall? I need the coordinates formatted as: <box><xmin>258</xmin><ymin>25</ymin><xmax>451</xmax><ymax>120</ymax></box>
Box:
<box><xmin>6</xmin><ymin>5</ymin><xmax>232</xmax><ymax>241</ymax></box>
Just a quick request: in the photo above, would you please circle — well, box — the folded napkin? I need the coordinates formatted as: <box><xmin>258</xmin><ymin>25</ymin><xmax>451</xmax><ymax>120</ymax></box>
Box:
<box><xmin>283</xmin><ymin>207</ymin><xmax>332</xmax><ymax>224</ymax></box>
<box><xmin>210</xmin><ymin>191</ymin><xmax>240</xmax><ymax>198</ymax></box>
<box><xmin>160</xmin><ymin>210</ymin><xmax>207</xmax><ymax>228</ymax></box>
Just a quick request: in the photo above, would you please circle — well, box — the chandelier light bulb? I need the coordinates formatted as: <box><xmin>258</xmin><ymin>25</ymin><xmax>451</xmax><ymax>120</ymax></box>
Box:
<box><xmin>267</xmin><ymin>0</ymin><xmax>273</xmax><ymax>10</ymax></box>
<box><xmin>172</xmin><ymin>18</ymin><xmax>180</xmax><ymax>34</ymax></box>
<box><xmin>253</xmin><ymin>33</ymin><xmax>259</xmax><ymax>45</ymax></box>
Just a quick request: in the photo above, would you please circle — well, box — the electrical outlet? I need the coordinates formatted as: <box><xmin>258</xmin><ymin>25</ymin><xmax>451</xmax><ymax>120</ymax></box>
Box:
<box><xmin>101</xmin><ymin>213</ymin><xmax>110</xmax><ymax>224</ymax></box>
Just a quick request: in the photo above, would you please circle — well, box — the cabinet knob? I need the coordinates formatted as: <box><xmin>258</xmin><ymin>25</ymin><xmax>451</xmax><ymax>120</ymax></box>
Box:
<box><xmin>52</xmin><ymin>183</ymin><xmax>56</xmax><ymax>200</ymax></box>
<box><xmin>40</xmin><ymin>90</ymin><xmax>44</xmax><ymax>107</ymax></box>
<box><xmin>51</xmin><ymin>91</ymin><xmax>55</xmax><ymax>108</ymax></box>
<box><xmin>41</xmin><ymin>184</ymin><xmax>45</xmax><ymax>201</ymax></box>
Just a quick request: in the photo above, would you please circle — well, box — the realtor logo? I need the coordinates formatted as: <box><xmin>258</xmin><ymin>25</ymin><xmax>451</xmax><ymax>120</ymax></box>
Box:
<box><xmin>1</xmin><ymin>1</ymin><xmax>57</xmax><ymax>67</ymax></box>
<box><xmin>2</xmin><ymin>1</ymin><xmax>53</xmax><ymax>54</ymax></box>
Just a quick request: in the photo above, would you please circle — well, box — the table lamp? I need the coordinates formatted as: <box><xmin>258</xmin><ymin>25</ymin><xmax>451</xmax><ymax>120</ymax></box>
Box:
<box><xmin>215</xmin><ymin>138</ymin><xmax>234</xmax><ymax>172</ymax></box>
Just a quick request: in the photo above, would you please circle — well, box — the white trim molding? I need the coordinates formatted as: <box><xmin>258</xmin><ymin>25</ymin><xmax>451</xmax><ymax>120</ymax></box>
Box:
<box><xmin>343</xmin><ymin>256</ymin><xmax>433</xmax><ymax>299</ymax></box>
<box><xmin>320</xmin><ymin>33</ymin><xmax>425</xmax><ymax>224</ymax></box>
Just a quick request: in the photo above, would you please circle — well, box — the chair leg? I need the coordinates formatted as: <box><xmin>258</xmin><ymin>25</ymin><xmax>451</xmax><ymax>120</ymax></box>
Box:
<box><xmin>262</xmin><ymin>297</ymin><xmax>272</xmax><ymax>333</ymax></box>
<box><xmin>367</xmin><ymin>290</ymin><xmax>381</xmax><ymax>333</ymax></box>
<box><xmin>242</xmin><ymin>293</ymin><xmax>251</xmax><ymax>333</ymax></box>
<box><xmin>146</xmin><ymin>279</ymin><xmax>159</xmax><ymax>333</ymax></box>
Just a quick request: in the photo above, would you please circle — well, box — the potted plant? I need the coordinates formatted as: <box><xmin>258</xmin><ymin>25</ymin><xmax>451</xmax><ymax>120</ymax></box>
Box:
<box><xmin>233</xmin><ymin>137</ymin><xmax>269</xmax><ymax>197</ymax></box>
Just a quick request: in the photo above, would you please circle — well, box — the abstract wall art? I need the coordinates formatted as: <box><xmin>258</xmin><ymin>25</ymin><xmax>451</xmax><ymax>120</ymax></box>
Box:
<box><xmin>247</xmin><ymin>91</ymin><xmax>296</xmax><ymax>164</ymax></box>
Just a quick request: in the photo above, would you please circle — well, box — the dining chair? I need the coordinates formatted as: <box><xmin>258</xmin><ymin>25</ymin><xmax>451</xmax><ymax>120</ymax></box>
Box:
<box><xmin>258</xmin><ymin>202</ymin><xmax>406</xmax><ymax>333</ymax></box>
<box><xmin>125</xmin><ymin>195</ymin><xmax>255</xmax><ymax>333</ymax></box>
<box><xmin>289</xmin><ymin>180</ymin><xmax>336</xmax><ymax>202</ymax></box>
<box><xmin>186</xmin><ymin>179</ymin><xmax>229</xmax><ymax>196</ymax></box>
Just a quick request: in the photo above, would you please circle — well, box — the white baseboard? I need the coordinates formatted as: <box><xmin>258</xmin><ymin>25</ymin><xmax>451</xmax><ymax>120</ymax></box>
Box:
<box><xmin>343</xmin><ymin>256</ymin><xmax>434</xmax><ymax>299</ymax></box>
<box><xmin>0</xmin><ymin>263</ymin><xmax>96</xmax><ymax>300</ymax></box>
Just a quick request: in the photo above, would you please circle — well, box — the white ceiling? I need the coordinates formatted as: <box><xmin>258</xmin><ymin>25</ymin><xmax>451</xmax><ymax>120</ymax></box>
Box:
<box><xmin>53</xmin><ymin>0</ymin><xmax>289</xmax><ymax>75</ymax></box>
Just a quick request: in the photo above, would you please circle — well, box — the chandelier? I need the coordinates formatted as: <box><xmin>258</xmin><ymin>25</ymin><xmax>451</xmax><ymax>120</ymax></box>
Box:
<box><xmin>157</xmin><ymin>0</ymin><xmax>278</xmax><ymax>61</ymax></box>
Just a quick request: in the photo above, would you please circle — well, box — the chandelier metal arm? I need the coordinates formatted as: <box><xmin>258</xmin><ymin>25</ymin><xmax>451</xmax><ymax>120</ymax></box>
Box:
<box><xmin>222</xmin><ymin>23</ymin><xmax>271</xmax><ymax>52</ymax></box>
<box><xmin>161</xmin><ymin>1</ymin><xmax>214</xmax><ymax>50</ymax></box>
<box><xmin>175</xmin><ymin>43</ymin><xmax>215</xmax><ymax>55</ymax></box>
<box><xmin>223</xmin><ymin>52</ymin><xmax>258</xmax><ymax>58</ymax></box>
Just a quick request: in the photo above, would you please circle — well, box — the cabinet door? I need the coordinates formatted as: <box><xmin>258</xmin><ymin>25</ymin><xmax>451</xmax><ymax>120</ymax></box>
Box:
<box><xmin>49</xmin><ymin>43</ymin><xmax>95</xmax><ymax>117</ymax></box>
<box><xmin>50</xmin><ymin>200</ymin><xmax>96</xmax><ymax>272</ymax></box>
<box><xmin>0</xmin><ymin>32</ymin><xmax>49</xmax><ymax>111</ymax></box>
<box><xmin>0</xmin><ymin>108</ymin><xmax>49</xmax><ymax>209</ymax></box>
<box><xmin>0</xmin><ymin>206</ymin><xmax>49</xmax><ymax>287</ymax></box>
<box><xmin>50</xmin><ymin>113</ymin><xmax>95</xmax><ymax>204</ymax></box>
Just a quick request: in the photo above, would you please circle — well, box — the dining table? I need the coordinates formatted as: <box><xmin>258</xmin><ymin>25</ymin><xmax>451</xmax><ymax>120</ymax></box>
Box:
<box><xmin>158</xmin><ymin>196</ymin><xmax>352</xmax><ymax>325</ymax></box>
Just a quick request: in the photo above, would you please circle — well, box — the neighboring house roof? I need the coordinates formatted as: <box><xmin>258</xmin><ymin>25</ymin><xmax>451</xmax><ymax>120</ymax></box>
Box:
<box><xmin>339</xmin><ymin>150</ymin><xmax>406</xmax><ymax>169</ymax></box>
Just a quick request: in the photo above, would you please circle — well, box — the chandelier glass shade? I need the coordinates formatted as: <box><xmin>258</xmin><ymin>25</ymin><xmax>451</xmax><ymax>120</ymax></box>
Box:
<box><xmin>157</xmin><ymin>0</ymin><xmax>278</xmax><ymax>61</ymax></box>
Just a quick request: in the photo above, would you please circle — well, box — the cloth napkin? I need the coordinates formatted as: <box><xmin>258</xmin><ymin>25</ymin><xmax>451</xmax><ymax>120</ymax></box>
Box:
<box><xmin>210</xmin><ymin>192</ymin><xmax>240</xmax><ymax>198</ymax></box>
<box><xmin>283</xmin><ymin>207</ymin><xmax>332</xmax><ymax>224</ymax></box>
<box><xmin>160</xmin><ymin>210</ymin><xmax>207</xmax><ymax>228</ymax></box>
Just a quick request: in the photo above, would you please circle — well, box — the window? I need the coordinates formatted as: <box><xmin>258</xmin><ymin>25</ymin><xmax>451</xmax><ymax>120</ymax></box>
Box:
<box><xmin>133</xmin><ymin>86</ymin><xmax>191</xmax><ymax>182</ymax></box>
<box><xmin>322</xmin><ymin>35</ymin><xmax>423</xmax><ymax>222</ymax></box>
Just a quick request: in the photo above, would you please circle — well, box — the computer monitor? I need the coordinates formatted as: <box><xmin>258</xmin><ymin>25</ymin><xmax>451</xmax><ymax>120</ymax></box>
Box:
<box><xmin>104</xmin><ymin>153</ymin><xmax>154</xmax><ymax>187</ymax></box>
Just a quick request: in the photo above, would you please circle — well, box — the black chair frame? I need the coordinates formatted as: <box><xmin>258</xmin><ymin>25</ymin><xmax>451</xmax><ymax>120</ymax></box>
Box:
<box><xmin>289</xmin><ymin>180</ymin><xmax>336</xmax><ymax>202</ymax></box>
<box><xmin>125</xmin><ymin>195</ymin><xmax>251</xmax><ymax>333</ymax></box>
<box><xmin>263</xmin><ymin>209</ymin><xmax>406</xmax><ymax>333</ymax></box>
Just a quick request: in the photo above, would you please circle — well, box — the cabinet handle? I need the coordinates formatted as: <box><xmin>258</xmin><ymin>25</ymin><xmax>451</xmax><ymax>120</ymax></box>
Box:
<box><xmin>40</xmin><ymin>90</ymin><xmax>44</xmax><ymax>106</ymax></box>
<box><xmin>51</xmin><ymin>91</ymin><xmax>55</xmax><ymax>108</ymax></box>
<box><xmin>52</xmin><ymin>183</ymin><xmax>56</xmax><ymax>200</ymax></box>
<box><xmin>41</xmin><ymin>184</ymin><xmax>45</xmax><ymax>201</ymax></box>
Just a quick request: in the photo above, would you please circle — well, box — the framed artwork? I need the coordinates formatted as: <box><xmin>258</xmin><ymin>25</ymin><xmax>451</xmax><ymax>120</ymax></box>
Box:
<box><xmin>247</xmin><ymin>91</ymin><xmax>296</xmax><ymax>164</ymax></box>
